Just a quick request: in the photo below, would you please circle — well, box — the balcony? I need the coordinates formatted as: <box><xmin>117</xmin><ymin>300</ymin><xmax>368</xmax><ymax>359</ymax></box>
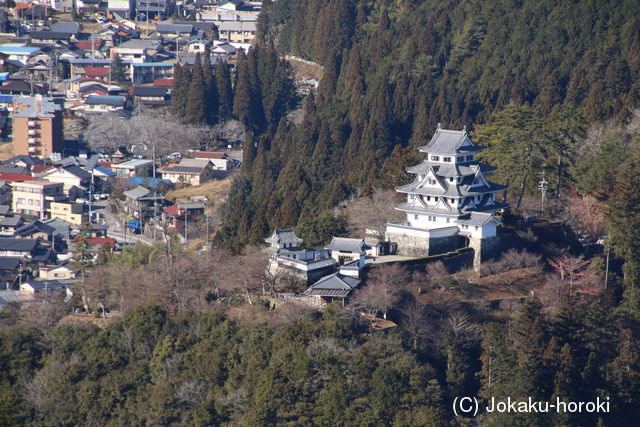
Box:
<box><xmin>28</xmin><ymin>129</ymin><xmax>38</xmax><ymax>136</ymax></box>
<box><xmin>28</xmin><ymin>121</ymin><xmax>36</xmax><ymax>127</ymax></box>
<box><xmin>28</xmin><ymin>146</ymin><xmax>39</xmax><ymax>154</ymax></box>
<box><xmin>28</xmin><ymin>138</ymin><xmax>38</xmax><ymax>144</ymax></box>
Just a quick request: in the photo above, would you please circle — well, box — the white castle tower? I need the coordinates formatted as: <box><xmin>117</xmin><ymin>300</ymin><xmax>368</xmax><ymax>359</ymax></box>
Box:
<box><xmin>385</xmin><ymin>125</ymin><xmax>508</xmax><ymax>259</ymax></box>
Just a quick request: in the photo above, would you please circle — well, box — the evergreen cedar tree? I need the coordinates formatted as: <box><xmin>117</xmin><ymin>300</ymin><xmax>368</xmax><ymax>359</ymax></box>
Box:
<box><xmin>0</xmin><ymin>296</ymin><xmax>638</xmax><ymax>424</ymax></box>
<box><xmin>110</xmin><ymin>53</ymin><xmax>128</xmax><ymax>86</ymax></box>
<box><xmin>212</xmin><ymin>0</ymin><xmax>640</xmax><ymax>249</ymax></box>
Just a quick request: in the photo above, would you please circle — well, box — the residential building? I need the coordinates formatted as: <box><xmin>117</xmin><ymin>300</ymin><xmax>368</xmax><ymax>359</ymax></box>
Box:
<box><xmin>11</xmin><ymin>96</ymin><xmax>64</xmax><ymax>159</ymax></box>
<box><xmin>216</xmin><ymin>20</ymin><xmax>257</xmax><ymax>43</ymax></box>
<box><xmin>20</xmin><ymin>280</ymin><xmax>73</xmax><ymax>296</ymax></box>
<box><xmin>111</xmin><ymin>159</ymin><xmax>153</xmax><ymax>177</ymax></box>
<box><xmin>123</xmin><ymin>185</ymin><xmax>164</xmax><ymax>218</ymax></box>
<box><xmin>110</xmin><ymin>39</ymin><xmax>160</xmax><ymax>64</ymax></box>
<box><xmin>159</xmin><ymin>162</ymin><xmax>213</xmax><ymax>186</ymax></box>
<box><xmin>0</xmin><ymin>238</ymin><xmax>39</xmax><ymax>258</ymax></box>
<box><xmin>11</xmin><ymin>180</ymin><xmax>65</xmax><ymax>219</ymax></box>
<box><xmin>71</xmin><ymin>94</ymin><xmax>127</xmax><ymax>113</ymax></box>
<box><xmin>264</xmin><ymin>229</ymin><xmax>336</xmax><ymax>285</ymax></box>
<box><xmin>14</xmin><ymin>221</ymin><xmax>55</xmax><ymax>240</ymax></box>
<box><xmin>385</xmin><ymin>125</ymin><xmax>508</xmax><ymax>261</ymax></box>
<box><xmin>162</xmin><ymin>201</ymin><xmax>205</xmax><ymax>233</ymax></box>
<box><xmin>130</xmin><ymin>86</ymin><xmax>170</xmax><ymax>106</ymax></box>
<box><xmin>49</xmin><ymin>201</ymin><xmax>85</xmax><ymax>226</ymax></box>
<box><xmin>39</xmin><ymin>263</ymin><xmax>76</xmax><ymax>280</ymax></box>
<box><xmin>41</xmin><ymin>165</ymin><xmax>91</xmax><ymax>193</ymax></box>
<box><xmin>0</xmin><ymin>44</ymin><xmax>41</xmax><ymax>67</ymax></box>
<box><xmin>190</xmin><ymin>151</ymin><xmax>232</xmax><ymax>172</ymax></box>
<box><xmin>0</xmin><ymin>216</ymin><xmax>24</xmax><ymax>234</ymax></box>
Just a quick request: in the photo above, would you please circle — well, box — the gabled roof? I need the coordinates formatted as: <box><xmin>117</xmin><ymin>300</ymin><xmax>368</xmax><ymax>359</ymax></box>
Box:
<box><xmin>131</xmin><ymin>86</ymin><xmax>168</xmax><ymax>97</ymax></box>
<box><xmin>180</xmin><ymin>158</ymin><xmax>210</xmax><ymax>167</ymax></box>
<box><xmin>75</xmin><ymin>39</ymin><xmax>104</xmax><ymax>50</ymax></box>
<box><xmin>0</xmin><ymin>216</ymin><xmax>24</xmax><ymax>227</ymax></box>
<box><xmin>0</xmin><ymin>165</ymin><xmax>28</xmax><ymax>175</ymax></box>
<box><xmin>50</xmin><ymin>22</ymin><xmax>81</xmax><ymax>35</ymax></box>
<box><xmin>191</xmin><ymin>151</ymin><xmax>227</xmax><ymax>159</ymax></box>
<box><xmin>0</xmin><ymin>205</ymin><xmax>10</xmax><ymax>216</ymax></box>
<box><xmin>123</xmin><ymin>185</ymin><xmax>151</xmax><ymax>200</ymax></box>
<box><xmin>113</xmin><ymin>159</ymin><xmax>152</xmax><ymax>169</ymax></box>
<box><xmin>84</xmin><ymin>94</ymin><xmax>126</xmax><ymax>106</ymax></box>
<box><xmin>29</xmin><ymin>31</ymin><xmax>70</xmax><ymax>41</ymax></box>
<box><xmin>7</xmin><ymin>155</ymin><xmax>44</xmax><ymax>167</ymax></box>
<box><xmin>304</xmin><ymin>273</ymin><xmax>361</xmax><ymax>297</ymax></box>
<box><xmin>0</xmin><ymin>173</ymin><xmax>33</xmax><ymax>182</ymax></box>
<box><xmin>24</xmin><ymin>280</ymin><xmax>69</xmax><ymax>291</ymax></box>
<box><xmin>0</xmin><ymin>257</ymin><xmax>20</xmax><ymax>270</ymax></box>
<box><xmin>43</xmin><ymin>165</ymin><xmax>91</xmax><ymax>180</ymax></box>
<box><xmin>265</xmin><ymin>229</ymin><xmax>302</xmax><ymax>246</ymax></box>
<box><xmin>44</xmin><ymin>218</ymin><xmax>70</xmax><ymax>237</ymax></box>
<box><xmin>159</xmin><ymin>164</ymin><xmax>207</xmax><ymax>174</ymax></box>
<box><xmin>153</xmin><ymin>78</ymin><xmax>174</xmax><ymax>87</ymax></box>
<box><xmin>458</xmin><ymin>212</ymin><xmax>500</xmax><ymax>227</ymax></box>
<box><xmin>156</xmin><ymin>23</ymin><xmax>194</xmax><ymax>34</ymax></box>
<box><xmin>0</xmin><ymin>238</ymin><xmax>38</xmax><ymax>251</ymax></box>
<box><xmin>325</xmin><ymin>237</ymin><xmax>365</xmax><ymax>253</ymax></box>
<box><xmin>419</xmin><ymin>127</ymin><xmax>484</xmax><ymax>156</ymax></box>
<box><xmin>14</xmin><ymin>220</ymin><xmax>55</xmax><ymax>237</ymax></box>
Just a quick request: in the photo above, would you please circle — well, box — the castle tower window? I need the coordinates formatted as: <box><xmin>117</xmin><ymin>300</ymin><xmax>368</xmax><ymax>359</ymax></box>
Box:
<box><xmin>431</xmin><ymin>155</ymin><xmax>440</xmax><ymax>161</ymax></box>
<box><xmin>443</xmin><ymin>156</ymin><xmax>452</xmax><ymax>162</ymax></box>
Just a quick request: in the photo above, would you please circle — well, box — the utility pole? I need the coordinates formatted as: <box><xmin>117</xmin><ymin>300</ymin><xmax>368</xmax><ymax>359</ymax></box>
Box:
<box><xmin>184</xmin><ymin>208</ymin><xmax>188</xmax><ymax>242</ymax></box>
<box><xmin>205</xmin><ymin>214</ymin><xmax>209</xmax><ymax>249</ymax></box>
<box><xmin>604</xmin><ymin>237</ymin><xmax>610</xmax><ymax>291</ymax></box>
<box><xmin>538</xmin><ymin>173</ymin><xmax>548</xmax><ymax>216</ymax></box>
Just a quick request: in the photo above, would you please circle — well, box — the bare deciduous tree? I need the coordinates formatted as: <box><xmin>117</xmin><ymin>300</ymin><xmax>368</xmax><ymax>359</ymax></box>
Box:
<box><xmin>345</xmin><ymin>189</ymin><xmax>405</xmax><ymax>242</ymax></box>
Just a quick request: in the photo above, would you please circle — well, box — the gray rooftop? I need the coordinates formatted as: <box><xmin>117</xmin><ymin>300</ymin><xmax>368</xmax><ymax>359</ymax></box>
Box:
<box><xmin>419</xmin><ymin>127</ymin><xmax>484</xmax><ymax>155</ymax></box>
<box><xmin>265</xmin><ymin>229</ymin><xmax>303</xmax><ymax>246</ymax></box>
<box><xmin>85</xmin><ymin>95</ymin><xmax>126</xmax><ymax>106</ymax></box>
<box><xmin>116</xmin><ymin>39</ymin><xmax>160</xmax><ymax>50</ymax></box>
<box><xmin>0</xmin><ymin>238</ymin><xmax>38</xmax><ymax>251</ymax></box>
<box><xmin>156</xmin><ymin>23</ymin><xmax>194</xmax><ymax>34</ymax></box>
<box><xmin>458</xmin><ymin>212</ymin><xmax>500</xmax><ymax>226</ymax></box>
<box><xmin>304</xmin><ymin>273</ymin><xmax>361</xmax><ymax>298</ymax></box>
<box><xmin>50</xmin><ymin>22</ymin><xmax>80</xmax><ymax>35</ymax></box>
<box><xmin>123</xmin><ymin>185</ymin><xmax>151</xmax><ymax>200</ymax></box>
<box><xmin>325</xmin><ymin>237</ymin><xmax>365</xmax><ymax>254</ymax></box>
<box><xmin>406</xmin><ymin>162</ymin><xmax>496</xmax><ymax>178</ymax></box>
<box><xmin>44</xmin><ymin>218</ymin><xmax>70</xmax><ymax>237</ymax></box>
<box><xmin>0</xmin><ymin>216</ymin><xmax>23</xmax><ymax>227</ymax></box>
<box><xmin>177</xmin><ymin>201</ymin><xmax>206</xmax><ymax>210</ymax></box>
<box><xmin>12</xmin><ymin>96</ymin><xmax>61</xmax><ymax>118</ymax></box>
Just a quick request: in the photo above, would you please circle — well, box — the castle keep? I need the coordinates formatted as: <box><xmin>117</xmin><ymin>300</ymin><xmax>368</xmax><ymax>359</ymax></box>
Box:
<box><xmin>386</xmin><ymin>125</ymin><xmax>508</xmax><ymax>264</ymax></box>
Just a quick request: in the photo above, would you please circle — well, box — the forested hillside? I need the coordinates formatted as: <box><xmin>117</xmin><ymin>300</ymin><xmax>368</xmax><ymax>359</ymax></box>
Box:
<box><xmin>215</xmin><ymin>0</ymin><xmax>640</xmax><ymax>247</ymax></box>
<box><xmin>1</xmin><ymin>295</ymin><xmax>639</xmax><ymax>425</ymax></box>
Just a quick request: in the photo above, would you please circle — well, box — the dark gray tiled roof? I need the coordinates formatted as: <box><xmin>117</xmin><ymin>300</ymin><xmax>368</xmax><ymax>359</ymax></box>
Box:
<box><xmin>418</xmin><ymin>128</ymin><xmax>484</xmax><ymax>155</ymax></box>
<box><xmin>406</xmin><ymin>161</ymin><xmax>496</xmax><ymax>177</ymax></box>
<box><xmin>0</xmin><ymin>216</ymin><xmax>24</xmax><ymax>227</ymax></box>
<box><xmin>0</xmin><ymin>238</ymin><xmax>37</xmax><ymax>251</ymax></box>
<box><xmin>265</xmin><ymin>229</ymin><xmax>303</xmax><ymax>246</ymax></box>
<box><xmin>304</xmin><ymin>273</ymin><xmax>361</xmax><ymax>297</ymax></box>
<box><xmin>325</xmin><ymin>237</ymin><xmax>365</xmax><ymax>253</ymax></box>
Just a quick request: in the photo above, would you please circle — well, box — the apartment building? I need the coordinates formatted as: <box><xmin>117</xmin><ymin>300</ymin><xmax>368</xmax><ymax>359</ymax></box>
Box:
<box><xmin>49</xmin><ymin>201</ymin><xmax>85</xmax><ymax>226</ymax></box>
<box><xmin>11</xmin><ymin>181</ymin><xmax>65</xmax><ymax>219</ymax></box>
<box><xmin>12</xmin><ymin>96</ymin><xmax>64</xmax><ymax>159</ymax></box>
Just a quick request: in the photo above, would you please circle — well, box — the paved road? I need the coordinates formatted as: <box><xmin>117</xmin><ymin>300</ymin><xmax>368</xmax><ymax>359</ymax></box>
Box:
<box><xmin>91</xmin><ymin>199</ymin><xmax>155</xmax><ymax>246</ymax></box>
